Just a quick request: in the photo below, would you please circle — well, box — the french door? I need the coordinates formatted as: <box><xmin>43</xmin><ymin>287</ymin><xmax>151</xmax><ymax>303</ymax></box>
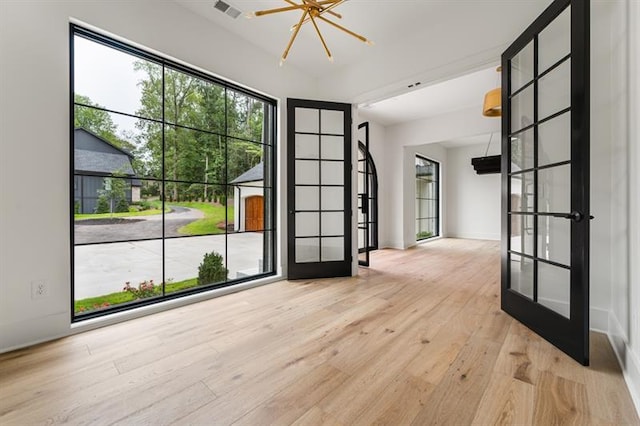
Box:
<box><xmin>358</xmin><ymin>122</ymin><xmax>371</xmax><ymax>267</ymax></box>
<box><xmin>501</xmin><ymin>0</ymin><xmax>590</xmax><ymax>364</ymax></box>
<box><xmin>287</xmin><ymin>99</ymin><xmax>352</xmax><ymax>279</ymax></box>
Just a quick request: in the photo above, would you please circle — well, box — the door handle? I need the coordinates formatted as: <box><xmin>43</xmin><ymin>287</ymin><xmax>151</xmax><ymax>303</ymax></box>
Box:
<box><xmin>550</xmin><ymin>211</ymin><xmax>585</xmax><ymax>222</ymax></box>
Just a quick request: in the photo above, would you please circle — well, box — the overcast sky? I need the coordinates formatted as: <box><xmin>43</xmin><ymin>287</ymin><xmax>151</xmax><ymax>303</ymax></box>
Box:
<box><xmin>74</xmin><ymin>35</ymin><xmax>147</xmax><ymax>138</ymax></box>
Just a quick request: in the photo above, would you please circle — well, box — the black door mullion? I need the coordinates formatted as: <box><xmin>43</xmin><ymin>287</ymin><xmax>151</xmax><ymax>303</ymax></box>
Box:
<box><xmin>569</xmin><ymin>0</ymin><xmax>591</xmax><ymax>364</ymax></box>
<box><xmin>533</xmin><ymin>34</ymin><xmax>539</xmax><ymax>304</ymax></box>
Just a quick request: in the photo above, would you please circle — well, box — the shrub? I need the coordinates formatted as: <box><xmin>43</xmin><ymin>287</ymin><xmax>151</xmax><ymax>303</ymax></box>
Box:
<box><xmin>132</xmin><ymin>200</ymin><xmax>152</xmax><ymax>211</ymax></box>
<box><xmin>417</xmin><ymin>231</ymin><xmax>433</xmax><ymax>239</ymax></box>
<box><xmin>197</xmin><ymin>251</ymin><xmax>228</xmax><ymax>285</ymax></box>
<box><xmin>115</xmin><ymin>197</ymin><xmax>129</xmax><ymax>213</ymax></box>
<box><xmin>95</xmin><ymin>195</ymin><xmax>110</xmax><ymax>214</ymax></box>
<box><xmin>74</xmin><ymin>201</ymin><xmax>80</xmax><ymax>214</ymax></box>
<box><xmin>123</xmin><ymin>280</ymin><xmax>157</xmax><ymax>299</ymax></box>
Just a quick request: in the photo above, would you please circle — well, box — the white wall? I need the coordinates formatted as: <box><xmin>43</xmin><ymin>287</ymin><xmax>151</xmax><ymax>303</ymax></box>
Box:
<box><xmin>446</xmin><ymin>143</ymin><xmax>501</xmax><ymax>241</ymax></box>
<box><xmin>0</xmin><ymin>1</ymin><xmax>315</xmax><ymax>352</ymax></box>
<box><xmin>605</xmin><ymin>0</ymin><xmax>640</xmax><ymax>412</ymax></box>
<box><xmin>377</xmin><ymin>107</ymin><xmax>500</xmax><ymax>248</ymax></box>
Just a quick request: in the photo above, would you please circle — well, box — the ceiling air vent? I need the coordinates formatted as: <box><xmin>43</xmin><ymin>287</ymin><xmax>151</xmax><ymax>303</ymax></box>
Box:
<box><xmin>214</xmin><ymin>0</ymin><xmax>241</xmax><ymax>19</ymax></box>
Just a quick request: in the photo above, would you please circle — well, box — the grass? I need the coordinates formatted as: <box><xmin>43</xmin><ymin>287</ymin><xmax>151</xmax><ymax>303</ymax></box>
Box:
<box><xmin>74</xmin><ymin>207</ymin><xmax>165</xmax><ymax>220</ymax></box>
<box><xmin>173</xmin><ymin>202</ymin><xmax>233</xmax><ymax>236</ymax></box>
<box><xmin>75</xmin><ymin>277</ymin><xmax>200</xmax><ymax>314</ymax></box>
<box><xmin>74</xmin><ymin>200</ymin><xmax>233</xmax><ymax>235</ymax></box>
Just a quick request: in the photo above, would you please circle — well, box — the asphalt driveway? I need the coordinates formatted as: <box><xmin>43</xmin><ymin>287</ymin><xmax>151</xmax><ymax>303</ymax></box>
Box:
<box><xmin>74</xmin><ymin>206</ymin><xmax>204</xmax><ymax>245</ymax></box>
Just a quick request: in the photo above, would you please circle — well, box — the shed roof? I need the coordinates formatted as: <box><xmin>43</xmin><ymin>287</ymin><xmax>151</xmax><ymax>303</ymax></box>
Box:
<box><xmin>230</xmin><ymin>162</ymin><xmax>263</xmax><ymax>184</ymax></box>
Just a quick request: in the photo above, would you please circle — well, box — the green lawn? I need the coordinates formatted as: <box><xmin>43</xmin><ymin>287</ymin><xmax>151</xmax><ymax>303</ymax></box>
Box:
<box><xmin>75</xmin><ymin>277</ymin><xmax>199</xmax><ymax>314</ymax></box>
<box><xmin>74</xmin><ymin>201</ymin><xmax>233</xmax><ymax>236</ymax></box>
<box><xmin>172</xmin><ymin>202</ymin><xmax>232</xmax><ymax>236</ymax></box>
<box><xmin>75</xmin><ymin>208</ymin><xmax>165</xmax><ymax>220</ymax></box>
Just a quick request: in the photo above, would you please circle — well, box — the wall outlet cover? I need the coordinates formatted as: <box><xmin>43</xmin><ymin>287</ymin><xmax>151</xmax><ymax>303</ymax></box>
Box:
<box><xmin>31</xmin><ymin>280</ymin><xmax>48</xmax><ymax>299</ymax></box>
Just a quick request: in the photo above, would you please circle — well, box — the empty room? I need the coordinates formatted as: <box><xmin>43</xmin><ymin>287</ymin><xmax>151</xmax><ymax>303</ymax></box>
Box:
<box><xmin>1</xmin><ymin>0</ymin><xmax>639</xmax><ymax>424</ymax></box>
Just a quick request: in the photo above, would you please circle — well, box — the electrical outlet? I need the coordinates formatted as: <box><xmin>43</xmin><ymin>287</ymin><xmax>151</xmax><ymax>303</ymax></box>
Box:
<box><xmin>31</xmin><ymin>280</ymin><xmax>48</xmax><ymax>299</ymax></box>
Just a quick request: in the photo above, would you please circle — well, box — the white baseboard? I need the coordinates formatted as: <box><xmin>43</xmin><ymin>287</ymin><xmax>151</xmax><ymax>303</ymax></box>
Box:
<box><xmin>590</xmin><ymin>306</ymin><xmax>610</xmax><ymax>333</ymax></box>
<box><xmin>608</xmin><ymin>312</ymin><xmax>640</xmax><ymax>418</ymax></box>
<box><xmin>448</xmin><ymin>232</ymin><xmax>500</xmax><ymax>241</ymax></box>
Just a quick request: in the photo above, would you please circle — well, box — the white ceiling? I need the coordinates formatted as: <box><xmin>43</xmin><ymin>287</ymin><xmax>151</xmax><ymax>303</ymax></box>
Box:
<box><xmin>358</xmin><ymin>66</ymin><xmax>500</xmax><ymax>126</ymax></box>
<box><xmin>437</xmin><ymin>133</ymin><xmax>494</xmax><ymax>149</ymax></box>
<box><xmin>175</xmin><ymin>0</ymin><xmax>549</xmax><ymax>125</ymax></box>
<box><xmin>175</xmin><ymin>0</ymin><xmax>449</xmax><ymax>77</ymax></box>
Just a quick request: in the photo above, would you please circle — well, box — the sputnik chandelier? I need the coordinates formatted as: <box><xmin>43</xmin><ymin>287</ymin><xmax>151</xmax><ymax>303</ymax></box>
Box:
<box><xmin>248</xmin><ymin>0</ymin><xmax>373</xmax><ymax>65</ymax></box>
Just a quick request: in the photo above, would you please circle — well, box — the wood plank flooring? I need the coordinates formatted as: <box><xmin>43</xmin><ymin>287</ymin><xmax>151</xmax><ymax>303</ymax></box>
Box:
<box><xmin>0</xmin><ymin>238</ymin><xmax>637</xmax><ymax>425</ymax></box>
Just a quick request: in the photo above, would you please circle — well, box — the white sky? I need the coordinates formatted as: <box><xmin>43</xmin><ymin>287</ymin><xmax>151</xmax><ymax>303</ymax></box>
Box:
<box><xmin>74</xmin><ymin>35</ymin><xmax>148</xmax><ymax>138</ymax></box>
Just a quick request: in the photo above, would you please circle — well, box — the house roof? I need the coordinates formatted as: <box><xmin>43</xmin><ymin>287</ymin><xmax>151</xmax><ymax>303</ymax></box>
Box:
<box><xmin>75</xmin><ymin>128</ymin><xmax>134</xmax><ymax>158</ymax></box>
<box><xmin>74</xmin><ymin>127</ymin><xmax>136</xmax><ymax>176</ymax></box>
<box><xmin>75</xmin><ymin>149</ymin><xmax>136</xmax><ymax>176</ymax></box>
<box><xmin>231</xmin><ymin>162</ymin><xmax>263</xmax><ymax>184</ymax></box>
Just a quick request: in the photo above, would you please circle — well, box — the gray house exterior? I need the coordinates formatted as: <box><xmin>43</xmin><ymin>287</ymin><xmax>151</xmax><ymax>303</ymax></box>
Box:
<box><xmin>74</xmin><ymin>128</ymin><xmax>140</xmax><ymax>214</ymax></box>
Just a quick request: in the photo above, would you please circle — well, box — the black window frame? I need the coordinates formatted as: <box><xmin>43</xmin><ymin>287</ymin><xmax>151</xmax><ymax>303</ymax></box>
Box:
<box><xmin>415</xmin><ymin>154</ymin><xmax>440</xmax><ymax>241</ymax></box>
<box><xmin>70</xmin><ymin>24</ymin><xmax>277</xmax><ymax>322</ymax></box>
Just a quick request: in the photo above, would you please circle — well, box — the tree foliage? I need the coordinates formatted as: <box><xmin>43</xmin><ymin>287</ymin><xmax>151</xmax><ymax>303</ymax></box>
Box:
<box><xmin>74</xmin><ymin>63</ymin><xmax>268</xmax><ymax>203</ymax></box>
<box><xmin>74</xmin><ymin>94</ymin><xmax>135</xmax><ymax>153</ymax></box>
<box><xmin>96</xmin><ymin>172</ymin><xmax>130</xmax><ymax>214</ymax></box>
<box><xmin>134</xmin><ymin>63</ymin><xmax>266</xmax><ymax>201</ymax></box>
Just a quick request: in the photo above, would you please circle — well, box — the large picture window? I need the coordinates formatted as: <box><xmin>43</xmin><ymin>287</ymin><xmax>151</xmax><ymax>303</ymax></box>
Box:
<box><xmin>71</xmin><ymin>26</ymin><xmax>276</xmax><ymax>320</ymax></box>
<box><xmin>415</xmin><ymin>155</ymin><xmax>439</xmax><ymax>241</ymax></box>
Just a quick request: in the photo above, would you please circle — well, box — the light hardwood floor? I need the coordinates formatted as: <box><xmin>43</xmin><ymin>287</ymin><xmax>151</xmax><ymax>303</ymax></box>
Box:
<box><xmin>0</xmin><ymin>239</ymin><xmax>637</xmax><ymax>425</ymax></box>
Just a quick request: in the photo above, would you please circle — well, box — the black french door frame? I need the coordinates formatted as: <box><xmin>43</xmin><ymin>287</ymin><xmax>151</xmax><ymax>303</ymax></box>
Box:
<box><xmin>358</xmin><ymin>122</ymin><xmax>370</xmax><ymax>267</ymax></box>
<box><xmin>501</xmin><ymin>0</ymin><xmax>590</xmax><ymax>365</ymax></box>
<box><xmin>287</xmin><ymin>98</ymin><xmax>352</xmax><ymax>279</ymax></box>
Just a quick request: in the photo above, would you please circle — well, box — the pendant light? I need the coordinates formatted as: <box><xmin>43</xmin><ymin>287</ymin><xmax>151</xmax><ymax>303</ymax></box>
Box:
<box><xmin>482</xmin><ymin>66</ymin><xmax>502</xmax><ymax>117</ymax></box>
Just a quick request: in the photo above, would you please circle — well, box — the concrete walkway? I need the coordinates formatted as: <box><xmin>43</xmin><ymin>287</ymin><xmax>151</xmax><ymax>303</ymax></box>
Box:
<box><xmin>74</xmin><ymin>232</ymin><xmax>264</xmax><ymax>299</ymax></box>
<box><xmin>73</xmin><ymin>206</ymin><xmax>265</xmax><ymax>300</ymax></box>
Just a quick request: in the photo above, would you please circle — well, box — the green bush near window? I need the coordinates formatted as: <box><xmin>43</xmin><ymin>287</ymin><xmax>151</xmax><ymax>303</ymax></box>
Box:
<box><xmin>197</xmin><ymin>251</ymin><xmax>228</xmax><ymax>285</ymax></box>
<box><xmin>417</xmin><ymin>231</ymin><xmax>433</xmax><ymax>239</ymax></box>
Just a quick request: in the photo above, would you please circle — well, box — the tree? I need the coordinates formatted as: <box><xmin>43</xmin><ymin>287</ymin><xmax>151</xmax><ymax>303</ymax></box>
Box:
<box><xmin>134</xmin><ymin>63</ymin><xmax>266</xmax><ymax>202</ymax></box>
<box><xmin>74</xmin><ymin>94</ymin><xmax>135</xmax><ymax>153</ymax></box>
<box><xmin>96</xmin><ymin>172</ymin><xmax>130</xmax><ymax>215</ymax></box>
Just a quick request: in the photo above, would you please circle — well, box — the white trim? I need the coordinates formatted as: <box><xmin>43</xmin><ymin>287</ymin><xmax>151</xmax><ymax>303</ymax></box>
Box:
<box><xmin>608</xmin><ymin>312</ymin><xmax>640</xmax><ymax>417</ymax></box>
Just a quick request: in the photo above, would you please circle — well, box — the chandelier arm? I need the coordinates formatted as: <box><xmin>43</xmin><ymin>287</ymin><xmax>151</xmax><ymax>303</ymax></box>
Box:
<box><xmin>254</xmin><ymin>3</ymin><xmax>308</xmax><ymax>17</ymax></box>
<box><xmin>281</xmin><ymin>9</ymin><xmax>310</xmax><ymax>64</ymax></box>
<box><xmin>301</xmin><ymin>0</ymin><xmax>342</xmax><ymax>19</ymax></box>
<box><xmin>308</xmin><ymin>11</ymin><xmax>333</xmax><ymax>61</ymax></box>
<box><xmin>290</xmin><ymin>0</ymin><xmax>344</xmax><ymax>28</ymax></box>
<box><xmin>317</xmin><ymin>15</ymin><xmax>371</xmax><ymax>44</ymax></box>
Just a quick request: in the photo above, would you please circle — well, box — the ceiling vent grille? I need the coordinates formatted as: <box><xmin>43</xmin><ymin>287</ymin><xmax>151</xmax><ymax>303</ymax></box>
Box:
<box><xmin>214</xmin><ymin>0</ymin><xmax>241</xmax><ymax>19</ymax></box>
